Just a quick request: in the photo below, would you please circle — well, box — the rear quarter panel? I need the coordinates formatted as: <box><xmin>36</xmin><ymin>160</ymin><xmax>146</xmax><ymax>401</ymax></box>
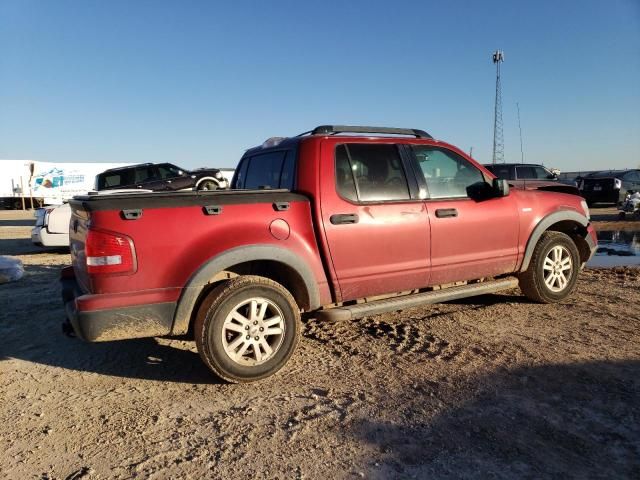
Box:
<box><xmin>81</xmin><ymin>199</ymin><xmax>331</xmax><ymax>305</ymax></box>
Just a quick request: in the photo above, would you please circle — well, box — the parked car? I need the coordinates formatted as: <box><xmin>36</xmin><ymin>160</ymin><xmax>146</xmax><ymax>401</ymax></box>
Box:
<box><xmin>62</xmin><ymin>125</ymin><xmax>596</xmax><ymax>383</ymax></box>
<box><xmin>95</xmin><ymin>163</ymin><xmax>228</xmax><ymax>192</ymax></box>
<box><xmin>32</xmin><ymin>203</ymin><xmax>71</xmax><ymax>247</ymax></box>
<box><xmin>578</xmin><ymin>169</ymin><xmax>640</xmax><ymax>206</ymax></box>
<box><xmin>483</xmin><ymin>163</ymin><xmax>579</xmax><ymax>195</ymax></box>
<box><xmin>32</xmin><ymin>190</ymin><xmax>153</xmax><ymax>247</ymax></box>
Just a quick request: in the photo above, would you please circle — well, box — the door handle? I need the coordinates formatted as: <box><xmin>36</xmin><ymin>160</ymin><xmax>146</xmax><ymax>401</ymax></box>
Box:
<box><xmin>330</xmin><ymin>213</ymin><xmax>359</xmax><ymax>225</ymax></box>
<box><xmin>435</xmin><ymin>208</ymin><xmax>458</xmax><ymax>218</ymax></box>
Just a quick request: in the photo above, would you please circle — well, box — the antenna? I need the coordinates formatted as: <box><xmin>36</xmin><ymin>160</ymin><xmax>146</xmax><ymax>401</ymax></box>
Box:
<box><xmin>517</xmin><ymin>102</ymin><xmax>524</xmax><ymax>164</ymax></box>
<box><xmin>492</xmin><ymin>50</ymin><xmax>505</xmax><ymax>164</ymax></box>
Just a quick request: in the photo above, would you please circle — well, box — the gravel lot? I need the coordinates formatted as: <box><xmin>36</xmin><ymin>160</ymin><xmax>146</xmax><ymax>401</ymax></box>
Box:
<box><xmin>1</xmin><ymin>209</ymin><xmax>639</xmax><ymax>479</ymax></box>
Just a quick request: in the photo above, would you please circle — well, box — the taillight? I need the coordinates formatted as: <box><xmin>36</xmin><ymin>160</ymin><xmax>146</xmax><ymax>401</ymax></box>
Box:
<box><xmin>85</xmin><ymin>229</ymin><xmax>136</xmax><ymax>275</ymax></box>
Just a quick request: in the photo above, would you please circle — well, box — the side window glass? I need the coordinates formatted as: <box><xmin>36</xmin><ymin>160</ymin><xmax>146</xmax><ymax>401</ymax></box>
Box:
<box><xmin>516</xmin><ymin>166</ymin><xmax>535</xmax><ymax>179</ymax></box>
<box><xmin>335</xmin><ymin>145</ymin><xmax>358</xmax><ymax>201</ymax></box>
<box><xmin>412</xmin><ymin>146</ymin><xmax>484</xmax><ymax>199</ymax></box>
<box><xmin>491</xmin><ymin>166</ymin><xmax>513</xmax><ymax>180</ymax></box>
<box><xmin>279</xmin><ymin>152</ymin><xmax>295</xmax><ymax>190</ymax></box>
<box><xmin>157</xmin><ymin>165</ymin><xmax>182</xmax><ymax>179</ymax></box>
<box><xmin>336</xmin><ymin>144</ymin><xmax>410</xmax><ymax>202</ymax></box>
<box><xmin>101</xmin><ymin>174</ymin><xmax>121</xmax><ymax>188</ymax></box>
<box><xmin>244</xmin><ymin>151</ymin><xmax>286</xmax><ymax>189</ymax></box>
<box><xmin>534</xmin><ymin>166</ymin><xmax>552</xmax><ymax>179</ymax></box>
<box><xmin>233</xmin><ymin>158</ymin><xmax>250</xmax><ymax>189</ymax></box>
<box><xmin>135</xmin><ymin>167</ymin><xmax>156</xmax><ymax>184</ymax></box>
<box><xmin>625</xmin><ymin>171</ymin><xmax>639</xmax><ymax>182</ymax></box>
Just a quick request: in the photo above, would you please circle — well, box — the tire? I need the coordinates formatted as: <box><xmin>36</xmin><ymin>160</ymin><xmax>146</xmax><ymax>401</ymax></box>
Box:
<box><xmin>619</xmin><ymin>212</ymin><xmax>626</xmax><ymax>220</ymax></box>
<box><xmin>194</xmin><ymin>275</ymin><xmax>300</xmax><ymax>383</ymax></box>
<box><xmin>197</xmin><ymin>180</ymin><xmax>218</xmax><ymax>191</ymax></box>
<box><xmin>518</xmin><ymin>231</ymin><xmax>580</xmax><ymax>303</ymax></box>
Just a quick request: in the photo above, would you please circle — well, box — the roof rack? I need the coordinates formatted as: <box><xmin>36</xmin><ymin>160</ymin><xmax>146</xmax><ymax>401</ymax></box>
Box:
<box><xmin>307</xmin><ymin>125</ymin><xmax>432</xmax><ymax>139</ymax></box>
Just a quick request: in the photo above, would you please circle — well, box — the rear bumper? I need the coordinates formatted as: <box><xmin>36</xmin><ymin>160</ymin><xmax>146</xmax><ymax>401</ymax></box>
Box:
<box><xmin>61</xmin><ymin>268</ymin><xmax>176</xmax><ymax>342</ymax></box>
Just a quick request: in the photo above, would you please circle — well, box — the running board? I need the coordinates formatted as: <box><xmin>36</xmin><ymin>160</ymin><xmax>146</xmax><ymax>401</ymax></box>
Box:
<box><xmin>316</xmin><ymin>277</ymin><xmax>519</xmax><ymax>322</ymax></box>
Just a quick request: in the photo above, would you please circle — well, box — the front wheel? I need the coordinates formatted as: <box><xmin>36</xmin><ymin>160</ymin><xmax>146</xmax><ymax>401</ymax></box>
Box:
<box><xmin>194</xmin><ymin>275</ymin><xmax>300</xmax><ymax>383</ymax></box>
<box><xmin>518</xmin><ymin>231</ymin><xmax>580</xmax><ymax>303</ymax></box>
<box><xmin>197</xmin><ymin>179</ymin><xmax>218</xmax><ymax>191</ymax></box>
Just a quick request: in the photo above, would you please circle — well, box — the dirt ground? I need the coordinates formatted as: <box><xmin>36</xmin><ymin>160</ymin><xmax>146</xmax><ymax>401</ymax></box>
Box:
<box><xmin>1</xmin><ymin>209</ymin><xmax>639</xmax><ymax>479</ymax></box>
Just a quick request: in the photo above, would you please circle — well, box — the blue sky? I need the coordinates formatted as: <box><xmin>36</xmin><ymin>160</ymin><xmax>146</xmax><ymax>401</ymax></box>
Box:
<box><xmin>1</xmin><ymin>0</ymin><xmax>638</xmax><ymax>171</ymax></box>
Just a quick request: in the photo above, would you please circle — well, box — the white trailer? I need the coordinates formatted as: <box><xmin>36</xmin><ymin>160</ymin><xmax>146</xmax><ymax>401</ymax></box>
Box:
<box><xmin>0</xmin><ymin>160</ymin><xmax>132</xmax><ymax>209</ymax></box>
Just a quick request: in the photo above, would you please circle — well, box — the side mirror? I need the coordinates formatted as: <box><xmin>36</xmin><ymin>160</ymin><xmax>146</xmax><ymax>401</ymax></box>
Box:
<box><xmin>466</xmin><ymin>181</ymin><xmax>494</xmax><ymax>201</ymax></box>
<box><xmin>492</xmin><ymin>178</ymin><xmax>510</xmax><ymax>197</ymax></box>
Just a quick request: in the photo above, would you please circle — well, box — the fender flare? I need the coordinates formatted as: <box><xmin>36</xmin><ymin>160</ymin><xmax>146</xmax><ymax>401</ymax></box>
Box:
<box><xmin>520</xmin><ymin>210</ymin><xmax>589</xmax><ymax>272</ymax></box>
<box><xmin>171</xmin><ymin>244</ymin><xmax>321</xmax><ymax>334</ymax></box>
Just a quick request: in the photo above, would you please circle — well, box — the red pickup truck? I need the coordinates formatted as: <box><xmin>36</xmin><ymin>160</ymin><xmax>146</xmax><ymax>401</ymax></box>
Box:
<box><xmin>62</xmin><ymin>125</ymin><xmax>597</xmax><ymax>383</ymax></box>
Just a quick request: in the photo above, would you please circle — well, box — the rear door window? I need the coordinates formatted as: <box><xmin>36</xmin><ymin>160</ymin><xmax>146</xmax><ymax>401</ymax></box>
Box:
<box><xmin>335</xmin><ymin>144</ymin><xmax>410</xmax><ymax>202</ymax></box>
<box><xmin>488</xmin><ymin>165</ymin><xmax>515</xmax><ymax>180</ymax></box>
<box><xmin>135</xmin><ymin>166</ymin><xmax>158</xmax><ymax>184</ymax></box>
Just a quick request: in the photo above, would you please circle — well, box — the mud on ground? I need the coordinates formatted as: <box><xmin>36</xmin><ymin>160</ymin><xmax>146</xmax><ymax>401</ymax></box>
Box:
<box><xmin>1</xmin><ymin>210</ymin><xmax>639</xmax><ymax>479</ymax></box>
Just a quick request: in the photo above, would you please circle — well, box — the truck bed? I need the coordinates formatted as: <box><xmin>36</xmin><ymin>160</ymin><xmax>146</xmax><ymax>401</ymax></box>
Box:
<box><xmin>67</xmin><ymin>189</ymin><xmax>332</xmax><ymax>339</ymax></box>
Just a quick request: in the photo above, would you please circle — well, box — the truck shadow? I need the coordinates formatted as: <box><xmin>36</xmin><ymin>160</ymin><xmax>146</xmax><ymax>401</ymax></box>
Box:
<box><xmin>445</xmin><ymin>291</ymin><xmax>535</xmax><ymax>305</ymax></box>
<box><xmin>0</xmin><ymin>237</ymin><xmax>69</xmax><ymax>256</ymax></box>
<box><xmin>0</xmin><ymin>218</ymin><xmax>35</xmax><ymax>227</ymax></box>
<box><xmin>349</xmin><ymin>360</ymin><xmax>640</xmax><ymax>478</ymax></box>
<box><xmin>0</xmin><ymin>263</ymin><xmax>221</xmax><ymax>384</ymax></box>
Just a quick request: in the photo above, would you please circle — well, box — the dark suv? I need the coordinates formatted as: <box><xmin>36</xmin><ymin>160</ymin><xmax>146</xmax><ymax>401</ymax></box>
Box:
<box><xmin>579</xmin><ymin>169</ymin><xmax>640</xmax><ymax>206</ymax></box>
<box><xmin>95</xmin><ymin>163</ymin><xmax>228</xmax><ymax>192</ymax></box>
<box><xmin>483</xmin><ymin>163</ymin><xmax>579</xmax><ymax>195</ymax></box>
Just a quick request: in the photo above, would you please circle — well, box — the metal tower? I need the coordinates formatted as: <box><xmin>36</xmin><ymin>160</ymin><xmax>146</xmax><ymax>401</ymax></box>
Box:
<box><xmin>492</xmin><ymin>50</ymin><xmax>505</xmax><ymax>164</ymax></box>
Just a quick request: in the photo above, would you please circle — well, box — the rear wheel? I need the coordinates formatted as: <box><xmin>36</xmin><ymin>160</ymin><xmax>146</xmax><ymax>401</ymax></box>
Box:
<box><xmin>519</xmin><ymin>231</ymin><xmax>580</xmax><ymax>303</ymax></box>
<box><xmin>194</xmin><ymin>275</ymin><xmax>300</xmax><ymax>383</ymax></box>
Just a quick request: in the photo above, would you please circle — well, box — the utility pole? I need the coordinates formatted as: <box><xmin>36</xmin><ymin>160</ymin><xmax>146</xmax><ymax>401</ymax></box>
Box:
<box><xmin>517</xmin><ymin>102</ymin><xmax>524</xmax><ymax>164</ymax></box>
<box><xmin>492</xmin><ymin>50</ymin><xmax>505</xmax><ymax>164</ymax></box>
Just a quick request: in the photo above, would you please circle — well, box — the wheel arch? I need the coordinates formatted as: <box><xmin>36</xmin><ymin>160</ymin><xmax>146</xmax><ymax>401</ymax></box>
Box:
<box><xmin>171</xmin><ymin>245</ymin><xmax>321</xmax><ymax>335</ymax></box>
<box><xmin>195</xmin><ymin>176</ymin><xmax>220</xmax><ymax>189</ymax></box>
<box><xmin>520</xmin><ymin>210</ymin><xmax>590</xmax><ymax>272</ymax></box>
